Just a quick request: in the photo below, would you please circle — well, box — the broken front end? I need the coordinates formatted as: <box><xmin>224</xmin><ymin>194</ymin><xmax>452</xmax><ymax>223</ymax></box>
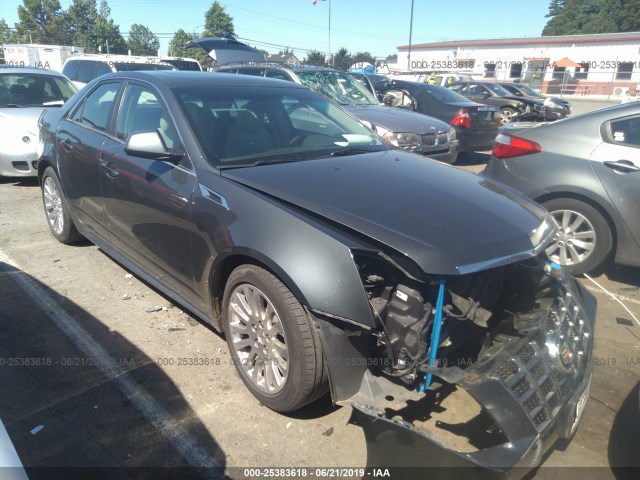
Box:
<box><xmin>315</xmin><ymin>253</ymin><xmax>595</xmax><ymax>478</ymax></box>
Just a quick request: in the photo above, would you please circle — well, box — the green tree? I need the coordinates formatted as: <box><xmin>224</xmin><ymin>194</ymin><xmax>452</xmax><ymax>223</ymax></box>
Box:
<box><xmin>168</xmin><ymin>28</ymin><xmax>210</xmax><ymax>67</ymax></box>
<box><xmin>93</xmin><ymin>0</ymin><xmax>126</xmax><ymax>54</ymax></box>
<box><xmin>14</xmin><ymin>0</ymin><xmax>71</xmax><ymax>44</ymax></box>
<box><xmin>542</xmin><ymin>0</ymin><xmax>639</xmax><ymax>35</ymax></box>
<box><xmin>352</xmin><ymin>51</ymin><xmax>376</xmax><ymax>66</ymax></box>
<box><xmin>0</xmin><ymin>19</ymin><xmax>13</xmax><ymax>43</ymax></box>
<box><xmin>386</xmin><ymin>53</ymin><xmax>398</xmax><ymax>63</ymax></box>
<box><xmin>66</xmin><ymin>0</ymin><xmax>98</xmax><ymax>52</ymax></box>
<box><xmin>303</xmin><ymin>50</ymin><xmax>326</xmax><ymax>66</ymax></box>
<box><xmin>127</xmin><ymin>24</ymin><xmax>159</xmax><ymax>55</ymax></box>
<box><xmin>332</xmin><ymin>47</ymin><xmax>352</xmax><ymax>72</ymax></box>
<box><xmin>204</xmin><ymin>1</ymin><xmax>235</xmax><ymax>38</ymax></box>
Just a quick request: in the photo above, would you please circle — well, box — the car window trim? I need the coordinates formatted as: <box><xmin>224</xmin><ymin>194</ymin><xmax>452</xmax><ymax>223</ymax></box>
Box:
<box><xmin>66</xmin><ymin>80</ymin><xmax>122</xmax><ymax>136</ymax></box>
<box><xmin>113</xmin><ymin>79</ymin><xmax>195</xmax><ymax>171</ymax></box>
<box><xmin>601</xmin><ymin>113</ymin><xmax>640</xmax><ymax>149</ymax></box>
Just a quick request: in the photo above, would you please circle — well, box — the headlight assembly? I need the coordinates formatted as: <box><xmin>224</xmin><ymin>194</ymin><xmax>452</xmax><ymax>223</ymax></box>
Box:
<box><xmin>381</xmin><ymin>131</ymin><xmax>421</xmax><ymax>148</ymax></box>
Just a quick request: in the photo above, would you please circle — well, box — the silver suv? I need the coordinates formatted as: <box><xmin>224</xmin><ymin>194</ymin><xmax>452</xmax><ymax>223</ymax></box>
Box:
<box><xmin>217</xmin><ymin>64</ymin><xmax>459</xmax><ymax>163</ymax></box>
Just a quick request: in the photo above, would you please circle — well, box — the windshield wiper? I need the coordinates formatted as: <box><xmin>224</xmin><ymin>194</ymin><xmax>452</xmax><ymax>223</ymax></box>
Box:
<box><xmin>330</xmin><ymin>147</ymin><xmax>377</xmax><ymax>157</ymax></box>
<box><xmin>3</xmin><ymin>104</ymin><xmax>22</xmax><ymax>108</ymax></box>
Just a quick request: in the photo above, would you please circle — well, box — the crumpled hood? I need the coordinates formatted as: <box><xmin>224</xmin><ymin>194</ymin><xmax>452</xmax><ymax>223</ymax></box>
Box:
<box><xmin>0</xmin><ymin>108</ymin><xmax>43</xmax><ymax>137</ymax></box>
<box><xmin>344</xmin><ymin>104</ymin><xmax>450</xmax><ymax>134</ymax></box>
<box><xmin>222</xmin><ymin>151</ymin><xmax>551</xmax><ymax>275</ymax></box>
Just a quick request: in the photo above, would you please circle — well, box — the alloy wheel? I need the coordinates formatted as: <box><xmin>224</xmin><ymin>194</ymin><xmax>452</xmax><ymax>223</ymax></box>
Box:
<box><xmin>227</xmin><ymin>283</ymin><xmax>289</xmax><ymax>394</ymax></box>
<box><xmin>43</xmin><ymin>176</ymin><xmax>64</xmax><ymax>235</ymax></box>
<box><xmin>546</xmin><ymin>209</ymin><xmax>596</xmax><ymax>266</ymax></box>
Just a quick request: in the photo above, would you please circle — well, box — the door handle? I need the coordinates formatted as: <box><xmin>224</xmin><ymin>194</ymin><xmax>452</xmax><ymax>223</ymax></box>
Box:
<box><xmin>99</xmin><ymin>159</ymin><xmax>119</xmax><ymax>178</ymax></box>
<box><xmin>61</xmin><ymin>138</ymin><xmax>73</xmax><ymax>152</ymax></box>
<box><xmin>603</xmin><ymin>160</ymin><xmax>640</xmax><ymax>173</ymax></box>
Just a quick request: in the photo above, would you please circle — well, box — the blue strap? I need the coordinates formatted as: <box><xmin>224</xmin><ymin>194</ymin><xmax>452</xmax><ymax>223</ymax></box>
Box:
<box><xmin>419</xmin><ymin>278</ymin><xmax>446</xmax><ymax>392</ymax></box>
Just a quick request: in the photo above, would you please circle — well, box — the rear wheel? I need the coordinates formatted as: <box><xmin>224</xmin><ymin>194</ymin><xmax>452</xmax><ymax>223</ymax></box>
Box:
<box><xmin>222</xmin><ymin>265</ymin><xmax>327</xmax><ymax>412</ymax></box>
<box><xmin>41</xmin><ymin>167</ymin><xmax>83</xmax><ymax>244</ymax></box>
<box><xmin>542</xmin><ymin>198</ymin><xmax>612</xmax><ymax>275</ymax></box>
<box><xmin>499</xmin><ymin>107</ymin><xmax>516</xmax><ymax>125</ymax></box>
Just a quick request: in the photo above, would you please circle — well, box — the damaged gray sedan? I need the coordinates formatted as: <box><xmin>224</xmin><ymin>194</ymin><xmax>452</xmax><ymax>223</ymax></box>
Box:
<box><xmin>38</xmin><ymin>71</ymin><xmax>595</xmax><ymax>476</ymax></box>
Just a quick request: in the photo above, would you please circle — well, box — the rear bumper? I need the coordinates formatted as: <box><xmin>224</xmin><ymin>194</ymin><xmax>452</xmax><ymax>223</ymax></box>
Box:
<box><xmin>457</xmin><ymin>128</ymin><xmax>498</xmax><ymax>152</ymax></box>
<box><xmin>351</xmin><ymin>279</ymin><xmax>596</xmax><ymax>478</ymax></box>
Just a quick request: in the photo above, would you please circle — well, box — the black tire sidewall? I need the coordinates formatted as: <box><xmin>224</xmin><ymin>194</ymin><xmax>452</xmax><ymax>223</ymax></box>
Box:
<box><xmin>543</xmin><ymin>198</ymin><xmax>613</xmax><ymax>274</ymax></box>
<box><xmin>222</xmin><ymin>265</ymin><xmax>314</xmax><ymax>412</ymax></box>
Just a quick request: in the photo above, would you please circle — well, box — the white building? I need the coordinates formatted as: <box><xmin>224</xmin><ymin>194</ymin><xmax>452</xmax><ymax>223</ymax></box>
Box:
<box><xmin>396</xmin><ymin>32</ymin><xmax>640</xmax><ymax>96</ymax></box>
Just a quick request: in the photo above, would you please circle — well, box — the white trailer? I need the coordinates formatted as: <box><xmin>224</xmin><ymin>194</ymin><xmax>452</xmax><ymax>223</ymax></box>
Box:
<box><xmin>2</xmin><ymin>44</ymin><xmax>84</xmax><ymax>72</ymax></box>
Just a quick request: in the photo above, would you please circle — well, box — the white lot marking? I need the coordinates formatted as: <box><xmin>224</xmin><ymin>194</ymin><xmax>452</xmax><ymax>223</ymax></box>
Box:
<box><xmin>0</xmin><ymin>249</ymin><xmax>223</xmax><ymax>477</ymax></box>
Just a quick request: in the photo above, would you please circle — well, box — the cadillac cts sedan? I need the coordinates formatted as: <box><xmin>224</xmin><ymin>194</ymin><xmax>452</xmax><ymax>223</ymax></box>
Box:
<box><xmin>38</xmin><ymin>71</ymin><xmax>596</xmax><ymax>474</ymax></box>
<box><xmin>0</xmin><ymin>67</ymin><xmax>77</xmax><ymax>177</ymax></box>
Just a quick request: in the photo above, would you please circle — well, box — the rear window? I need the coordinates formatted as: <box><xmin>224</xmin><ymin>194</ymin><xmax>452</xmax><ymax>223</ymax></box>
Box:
<box><xmin>113</xmin><ymin>63</ymin><xmax>175</xmax><ymax>72</ymax></box>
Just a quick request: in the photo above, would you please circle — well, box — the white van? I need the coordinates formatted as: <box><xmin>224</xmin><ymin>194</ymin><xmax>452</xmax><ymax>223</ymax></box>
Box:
<box><xmin>61</xmin><ymin>54</ymin><xmax>176</xmax><ymax>88</ymax></box>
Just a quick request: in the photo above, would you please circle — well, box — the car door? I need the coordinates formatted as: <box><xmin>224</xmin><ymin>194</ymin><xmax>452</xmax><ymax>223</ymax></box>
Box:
<box><xmin>55</xmin><ymin>81</ymin><xmax>121</xmax><ymax>240</ymax></box>
<box><xmin>589</xmin><ymin>114</ymin><xmax>640</xmax><ymax>247</ymax></box>
<box><xmin>99</xmin><ymin>81</ymin><xmax>199</xmax><ymax>299</ymax></box>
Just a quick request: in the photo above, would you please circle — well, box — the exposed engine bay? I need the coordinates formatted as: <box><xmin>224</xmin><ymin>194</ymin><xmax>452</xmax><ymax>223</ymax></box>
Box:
<box><xmin>339</xmin><ymin>252</ymin><xmax>594</xmax><ymax>465</ymax></box>
<box><xmin>355</xmin><ymin>252</ymin><xmax>559</xmax><ymax>388</ymax></box>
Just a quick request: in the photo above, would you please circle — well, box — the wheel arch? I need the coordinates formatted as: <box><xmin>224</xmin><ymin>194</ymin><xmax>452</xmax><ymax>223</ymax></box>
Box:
<box><xmin>208</xmin><ymin>249</ymin><xmax>312</xmax><ymax>333</ymax></box>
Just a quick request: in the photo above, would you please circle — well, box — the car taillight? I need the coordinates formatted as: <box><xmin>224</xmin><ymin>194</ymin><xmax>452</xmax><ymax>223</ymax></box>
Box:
<box><xmin>450</xmin><ymin>108</ymin><xmax>471</xmax><ymax>128</ymax></box>
<box><xmin>492</xmin><ymin>133</ymin><xmax>541</xmax><ymax>159</ymax></box>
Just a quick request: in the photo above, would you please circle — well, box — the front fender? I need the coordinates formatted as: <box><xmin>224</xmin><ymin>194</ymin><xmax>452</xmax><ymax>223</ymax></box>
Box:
<box><xmin>191</xmin><ymin>169</ymin><xmax>377</xmax><ymax>328</ymax></box>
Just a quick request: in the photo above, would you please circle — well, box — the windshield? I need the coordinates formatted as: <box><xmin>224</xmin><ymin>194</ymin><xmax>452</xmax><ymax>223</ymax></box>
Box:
<box><xmin>113</xmin><ymin>63</ymin><xmax>176</xmax><ymax>72</ymax></box>
<box><xmin>295</xmin><ymin>71</ymin><xmax>378</xmax><ymax>106</ymax></box>
<box><xmin>0</xmin><ymin>72</ymin><xmax>77</xmax><ymax>107</ymax></box>
<box><xmin>488</xmin><ymin>83</ymin><xmax>513</xmax><ymax>96</ymax></box>
<box><xmin>172</xmin><ymin>85</ymin><xmax>386</xmax><ymax>168</ymax></box>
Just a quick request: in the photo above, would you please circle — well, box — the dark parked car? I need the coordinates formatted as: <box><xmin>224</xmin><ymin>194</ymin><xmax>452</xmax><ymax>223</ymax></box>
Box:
<box><xmin>483</xmin><ymin>102</ymin><xmax>640</xmax><ymax>274</ymax></box>
<box><xmin>214</xmin><ymin>64</ymin><xmax>458</xmax><ymax>163</ymax></box>
<box><xmin>448</xmin><ymin>81</ymin><xmax>546</xmax><ymax>125</ymax></box>
<box><xmin>499</xmin><ymin>82</ymin><xmax>571</xmax><ymax>120</ymax></box>
<box><xmin>38</xmin><ymin>71</ymin><xmax>596</xmax><ymax>475</ymax></box>
<box><xmin>377</xmin><ymin>79</ymin><xmax>499</xmax><ymax>152</ymax></box>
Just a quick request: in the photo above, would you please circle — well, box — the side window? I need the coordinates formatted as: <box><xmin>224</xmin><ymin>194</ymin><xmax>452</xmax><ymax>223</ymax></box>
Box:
<box><xmin>62</xmin><ymin>61</ymin><xmax>77</xmax><ymax>81</ymax></box>
<box><xmin>266</xmin><ymin>70</ymin><xmax>293</xmax><ymax>82</ymax></box>
<box><xmin>96</xmin><ymin>62</ymin><xmax>113</xmax><ymax>78</ymax></box>
<box><xmin>116</xmin><ymin>83</ymin><xmax>178</xmax><ymax>151</ymax></box>
<box><xmin>449</xmin><ymin>83</ymin><xmax>467</xmax><ymax>94</ymax></box>
<box><xmin>74</xmin><ymin>82</ymin><xmax>120</xmax><ymax>132</ymax></box>
<box><xmin>237</xmin><ymin>68</ymin><xmax>264</xmax><ymax>76</ymax></box>
<box><xmin>609</xmin><ymin>116</ymin><xmax>640</xmax><ymax>147</ymax></box>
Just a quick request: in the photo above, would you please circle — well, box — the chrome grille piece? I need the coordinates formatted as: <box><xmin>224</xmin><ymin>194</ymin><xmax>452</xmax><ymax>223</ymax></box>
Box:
<box><xmin>492</xmin><ymin>285</ymin><xmax>592</xmax><ymax>432</ymax></box>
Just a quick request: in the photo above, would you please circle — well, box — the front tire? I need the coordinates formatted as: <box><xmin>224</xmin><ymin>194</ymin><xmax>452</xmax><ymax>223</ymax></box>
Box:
<box><xmin>223</xmin><ymin>265</ymin><xmax>328</xmax><ymax>412</ymax></box>
<box><xmin>542</xmin><ymin>198</ymin><xmax>612</xmax><ymax>275</ymax></box>
<box><xmin>41</xmin><ymin>167</ymin><xmax>83</xmax><ymax>244</ymax></box>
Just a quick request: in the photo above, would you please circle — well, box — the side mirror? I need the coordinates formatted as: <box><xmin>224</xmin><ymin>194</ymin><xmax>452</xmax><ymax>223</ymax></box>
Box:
<box><xmin>483</xmin><ymin>93</ymin><xmax>491</xmax><ymax>99</ymax></box>
<box><xmin>382</xmin><ymin>94</ymin><xmax>393</xmax><ymax>106</ymax></box>
<box><xmin>124</xmin><ymin>131</ymin><xmax>184</xmax><ymax>161</ymax></box>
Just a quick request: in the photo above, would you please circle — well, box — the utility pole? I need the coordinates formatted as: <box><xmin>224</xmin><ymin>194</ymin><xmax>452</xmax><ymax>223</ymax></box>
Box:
<box><xmin>408</xmin><ymin>0</ymin><xmax>414</xmax><ymax>71</ymax></box>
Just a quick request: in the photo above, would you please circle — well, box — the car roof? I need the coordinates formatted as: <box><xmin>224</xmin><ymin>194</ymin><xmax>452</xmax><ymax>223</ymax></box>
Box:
<box><xmin>0</xmin><ymin>66</ymin><xmax>67</xmax><ymax>77</ymax></box>
<box><xmin>96</xmin><ymin>70</ymin><xmax>311</xmax><ymax>89</ymax></box>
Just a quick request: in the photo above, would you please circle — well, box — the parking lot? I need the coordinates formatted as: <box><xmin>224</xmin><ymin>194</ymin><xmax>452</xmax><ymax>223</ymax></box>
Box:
<box><xmin>0</xmin><ymin>97</ymin><xmax>638</xmax><ymax>480</ymax></box>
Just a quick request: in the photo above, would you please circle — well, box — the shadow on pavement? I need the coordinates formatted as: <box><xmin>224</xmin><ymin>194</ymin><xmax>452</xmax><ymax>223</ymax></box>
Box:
<box><xmin>0</xmin><ymin>177</ymin><xmax>39</xmax><ymax>187</ymax></box>
<box><xmin>0</xmin><ymin>261</ymin><xmax>227</xmax><ymax>479</ymax></box>
<box><xmin>608</xmin><ymin>381</ymin><xmax>640</xmax><ymax>479</ymax></box>
<box><xmin>455</xmin><ymin>151</ymin><xmax>491</xmax><ymax>167</ymax></box>
<box><xmin>601</xmin><ymin>264</ymin><xmax>640</xmax><ymax>289</ymax></box>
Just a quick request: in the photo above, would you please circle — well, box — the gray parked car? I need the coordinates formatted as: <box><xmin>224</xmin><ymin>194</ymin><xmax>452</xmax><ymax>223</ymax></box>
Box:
<box><xmin>483</xmin><ymin>102</ymin><xmax>640</xmax><ymax>274</ymax></box>
<box><xmin>38</xmin><ymin>71</ymin><xmax>595</xmax><ymax>475</ymax></box>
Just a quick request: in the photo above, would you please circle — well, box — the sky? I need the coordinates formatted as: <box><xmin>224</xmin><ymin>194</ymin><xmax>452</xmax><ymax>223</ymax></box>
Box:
<box><xmin>1</xmin><ymin>1</ymin><xmax>551</xmax><ymax>58</ymax></box>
